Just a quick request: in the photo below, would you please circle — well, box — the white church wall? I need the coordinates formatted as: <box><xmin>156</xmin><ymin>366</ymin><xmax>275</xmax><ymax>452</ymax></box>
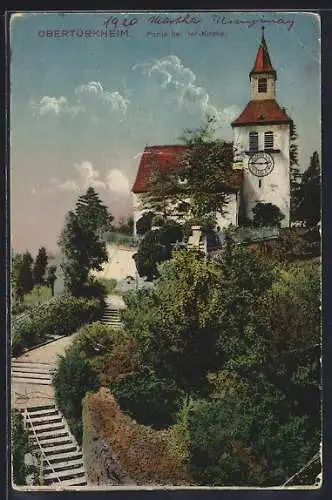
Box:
<box><xmin>216</xmin><ymin>193</ymin><xmax>238</xmax><ymax>229</ymax></box>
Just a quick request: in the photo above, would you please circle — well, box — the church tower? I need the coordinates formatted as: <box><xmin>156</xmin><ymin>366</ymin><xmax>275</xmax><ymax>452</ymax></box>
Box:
<box><xmin>231</xmin><ymin>28</ymin><xmax>291</xmax><ymax>227</ymax></box>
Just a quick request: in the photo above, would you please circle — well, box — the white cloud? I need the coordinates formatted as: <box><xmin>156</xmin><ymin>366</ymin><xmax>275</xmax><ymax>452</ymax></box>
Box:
<box><xmin>31</xmin><ymin>96</ymin><xmax>83</xmax><ymax>116</ymax></box>
<box><xmin>75</xmin><ymin>81</ymin><xmax>130</xmax><ymax>114</ymax></box>
<box><xmin>74</xmin><ymin>161</ymin><xmax>106</xmax><ymax>190</ymax></box>
<box><xmin>133</xmin><ymin>55</ymin><xmax>240</xmax><ymax>126</ymax></box>
<box><xmin>38</xmin><ymin>161</ymin><xmax>130</xmax><ymax>199</ymax></box>
<box><xmin>106</xmin><ymin>169</ymin><xmax>130</xmax><ymax>194</ymax></box>
<box><xmin>57</xmin><ymin>179</ymin><xmax>80</xmax><ymax>191</ymax></box>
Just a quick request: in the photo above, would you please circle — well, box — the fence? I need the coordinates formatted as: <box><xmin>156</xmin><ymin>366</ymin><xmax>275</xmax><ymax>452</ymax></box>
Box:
<box><xmin>103</xmin><ymin>232</ymin><xmax>142</xmax><ymax>247</ymax></box>
<box><xmin>225</xmin><ymin>226</ymin><xmax>280</xmax><ymax>244</ymax></box>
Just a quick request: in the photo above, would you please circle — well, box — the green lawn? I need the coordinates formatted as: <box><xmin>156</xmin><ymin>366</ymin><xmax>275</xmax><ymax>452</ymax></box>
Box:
<box><xmin>23</xmin><ymin>285</ymin><xmax>52</xmax><ymax>307</ymax></box>
<box><xmin>98</xmin><ymin>278</ymin><xmax>117</xmax><ymax>295</ymax></box>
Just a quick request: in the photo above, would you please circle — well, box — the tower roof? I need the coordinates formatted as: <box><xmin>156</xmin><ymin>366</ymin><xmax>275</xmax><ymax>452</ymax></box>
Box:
<box><xmin>231</xmin><ymin>99</ymin><xmax>291</xmax><ymax>127</ymax></box>
<box><xmin>250</xmin><ymin>28</ymin><xmax>276</xmax><ymax>78</ymax></box>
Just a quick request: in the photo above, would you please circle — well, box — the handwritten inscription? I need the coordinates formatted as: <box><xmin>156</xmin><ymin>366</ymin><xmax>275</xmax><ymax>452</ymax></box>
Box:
<box><xmin>103</xmin><ymin>15</ymin><xmax>138</xmax><ymax>29</ymax></box>
<box><xmin>211</xmin><ymin>14</ymin><xmax>294</xmax><ymax>31</ymax></box>
<box><xmin>147</xmin><ymin>13</ymin><xmax>201</xmax><ymax>25</ymax></box>
<box><xmin>36</xmin><ymin>13</ymin><xmax>296</xmax><ymax>41</ymax></box>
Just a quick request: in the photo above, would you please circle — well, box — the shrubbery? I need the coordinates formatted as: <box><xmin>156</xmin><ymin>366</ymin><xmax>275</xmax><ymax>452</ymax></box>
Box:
<box><xmin>53</xmin><ymin>347</ymin><xmax>101</xmax><ymax>444</ymax></box>
<box><xmin>110</xmin><ymin>368</ymin><xmax>185</xmax><ymax>429</ymax></box>
<box><xmin>12</xmin><ymin>295</ymin><xmax>104</xmax><ymax>356</ymax></box>
<box><xmin>11</xmin><ymin>409</ymin><xmax>39</xmax><ymax>485</ymax></box>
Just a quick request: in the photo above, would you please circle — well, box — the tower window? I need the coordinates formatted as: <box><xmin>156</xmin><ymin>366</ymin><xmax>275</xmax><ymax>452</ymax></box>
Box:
<box><xmin>259</xmin><ymin>179</ymin><xmax>262</xmax><ymax>188</ymax></box>
<box><xmin>264</xmin><ymin>131</ymin><xmax>274</xmax><ymax>150</ymax></box>
<box><xmin>258</xmin><ymin>78</ymin><xmax>267</xmax><ymax>93</ymax></box>
<box><xmin>249</xmin><ymin>131</ymin><xmax>259</xmax><ymax>152</ymax></box>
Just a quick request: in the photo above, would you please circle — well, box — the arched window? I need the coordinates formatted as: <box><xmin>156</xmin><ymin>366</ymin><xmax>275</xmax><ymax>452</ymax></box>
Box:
<box><xmin>264</xmin><ymin>131</ymin><xmax>274</xmax><ymax>150</ymax></box>
<box><xmin>258</xmin><ymin>78</ymin><xmax>267</xmax><ymax>93</ymax></box>
<box><xmin>249</xmin><ymin>131</ymin><xmax>259</xmax><ymax>152</ymax></box>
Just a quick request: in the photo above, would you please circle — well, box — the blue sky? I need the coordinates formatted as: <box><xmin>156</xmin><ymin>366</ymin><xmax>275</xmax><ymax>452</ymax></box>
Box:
<box><xmin>10</xmin><ymin>11</ymin><xmax>320</xmax><ymax>253</ymax></box>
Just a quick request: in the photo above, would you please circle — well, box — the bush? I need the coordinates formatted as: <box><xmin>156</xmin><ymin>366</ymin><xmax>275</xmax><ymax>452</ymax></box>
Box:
<box><xmin>53</xmin><ymin>347</ymin><xmax>101</xmax><ymax>445</ymax></box>
<box><xmin>12</xmin><ymin>295</ymin><xmax>103</xmax><ymax>356</ymax></box>
<box><xmin>252</xmin><ymin>202</ymin><xmax>285</xmax><ymax>227</ymax></box>
<box><xmin>79</xmin><ymin>277</ymin><xmax>107</xmax><ymax>300</ymax></box>
<box><xmin>71</xmin><ymin>321</ymin><xmax>124</xmax><ymax>358</ymax></box>
<box><xmin>110</xmin><ymin>367</ymin><xmax>185</xmax><ymax>429</ymax></box>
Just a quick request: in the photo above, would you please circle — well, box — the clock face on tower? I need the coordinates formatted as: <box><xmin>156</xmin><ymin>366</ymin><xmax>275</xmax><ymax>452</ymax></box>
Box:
<box><xmin>248</xmin><ymin>152</ymin><xmax>274</xmax><ymax>177</ymax></box>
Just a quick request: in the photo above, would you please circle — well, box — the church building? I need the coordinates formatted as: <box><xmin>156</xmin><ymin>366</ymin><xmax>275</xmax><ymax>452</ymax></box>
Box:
<box><xmin>132</xmin><ymin>29</ymin><xmax>291</xmax><ymax>235</ymax></box>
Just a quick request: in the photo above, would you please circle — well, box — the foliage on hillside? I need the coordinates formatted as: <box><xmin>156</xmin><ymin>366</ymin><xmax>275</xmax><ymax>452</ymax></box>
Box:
<box><xmin>119</xmin><ymin>245</ymin><xmax>320</xmax><ymax>486</ymax></box>
<box><xmin>83</xmin><ymin>388</ymin><xmax>191</xmax><ymax>485</ymax></box>
<box><xmin>57</xmin><ymin>242</ymin><xmax>320</xmax><ymax>486</ymax></box>
<box><xmin>12</xmin><ymin>296</ymin><xmax>103</xmax><ymax>356</ymax></box>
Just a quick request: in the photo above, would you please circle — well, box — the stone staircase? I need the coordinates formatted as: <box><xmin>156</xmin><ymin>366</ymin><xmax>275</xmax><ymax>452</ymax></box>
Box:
<box><xmin>23</xmin><ymin>404</ymin><xmax>87</xmax><ymax>487</ymax></box>
<box><xmin>100</xmin><ymin>297</ymin><xmax>122</xmax><ymax>328</ymax></box>
<box><xmin>12</xmin><ymin>360</ymin><xmax>56</xmax><ymax>386</ymax></box>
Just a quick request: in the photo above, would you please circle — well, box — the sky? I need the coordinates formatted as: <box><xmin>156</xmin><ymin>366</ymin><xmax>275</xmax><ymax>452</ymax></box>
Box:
<box><xmin>10</xmin><ymin>11</ymin><xmax>321</xmax><ymax>254</ymax></box>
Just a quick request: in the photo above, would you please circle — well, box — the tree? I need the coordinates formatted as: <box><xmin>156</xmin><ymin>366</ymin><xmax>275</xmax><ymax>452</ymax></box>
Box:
<box><xmin>123</xmin><ymin>249</ymin><xmax>226</xmax><ymax>392</ymax></box>
<box><xmin>289</xmin><ymin>120</ymin><xmax>302</xmax><ymax>222</ymax></box>
<box><xmin>136</xmin><ymin>212</ymin><xmax>154</xmax><ymax>235</ymax></box>
<box><xmin>252</xmin><ymin>202</ymin><xmax>285</xmax><ymax>227</ymax></box>
<box><xmin>58</xmin><ymin>188</ymin><xmax>111</xmax><ymax>296</ymax></box>
<box><xmin>16</xmin><ymin>252</ymin><xmax>34</xmax><ymax>296</ymax></box>
<box><xmin>140</xmin><ymin>118</ymin><xmax>235</xmax><ymax>222</ymax></box>
<box><xmin>11</xmin><ymin>253</ymin><xmax>24</xmax><ymax>303</ymax></box>
<box><xmin>296</xmin><ymin>151</ymin><xmax>321</xmax><ymax>228</ymax></box>
<box><xmin>75</xmin><ymin>186</ymin><xmax>114</xmax><ymax>236</ymax></box>
<box><xmin>133</xmin><ymin>220</ymin><xmax>184</xmax><ymax>281</ymax></box>
<box><xmin>32</xmin><ymin>247</ymin><xmax>48</xmax><ymax>285</ymax></box>
<box><xmin>46</xmin><ymin>265</ymin><xmax>57</xmax><ymax>297</ymax></box>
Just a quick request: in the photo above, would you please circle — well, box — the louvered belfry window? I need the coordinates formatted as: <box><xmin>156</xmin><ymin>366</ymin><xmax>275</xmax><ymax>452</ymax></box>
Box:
<box><xmin>258</xmin><ymin>78</ymin><xmax>267</xmax><ymax>93</ymax></box>
<box><xmin>249</xmin><ymin>131</ymin><xmax>259</xmax><ymax>152</ymax></box>
<box><xmin>264</xmin><ymin>131</ymin><xmax>274</xmax><ymax>150</ymax></box>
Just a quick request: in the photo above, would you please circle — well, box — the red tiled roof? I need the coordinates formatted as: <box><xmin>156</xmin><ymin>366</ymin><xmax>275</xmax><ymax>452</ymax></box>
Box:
<box><xmin>132</xmin><ymin>145</ymin><xmax>243</xmax><ymax>193</ymax></box>
<box><xmin>250</xmin><ymin>31</ymin><xmax>276</xmax><ymax>77</ymax></box>
<box><xmin>231</xmin><ymin>100</ymin><xmax>291</xmax><ymax>127</ymax></box>
<box><xmin>132</xmin><ymin>145</ymin><xmax>187</xmax><ymax>193</ymax></box>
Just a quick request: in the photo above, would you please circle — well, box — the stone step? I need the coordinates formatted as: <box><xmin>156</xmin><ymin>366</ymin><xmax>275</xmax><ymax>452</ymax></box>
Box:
<box><xmin>31</xmin><ymin>435</ymin><xmax>73</xmax><ymax>447</ymax></box>
<box><xmin>30</xmin><ymin>422</ymin><xmax>66</xmax><ymax>434</ymax></box>
<box><xmin>44</xmin><ymin>458</ymin><xmax>84</xmax><ymax>473</ymax></box>
<box><xmin>30</xmin><ymin>426</ymin><xmax>68</xmax><ymax>438</ymax></box>
<box><xmin>42</xmin><ymin>442</ymin><xmax>79</xmax><ymax>456</ymax></box>
<box><xmin>23</xmin><ymin>407</ymin><xmax>59</xmax><ymax>418</ymax></box>
<box><xmin>12</xmin><ymin>365</ymin><xmax>54</xmax><ymax>374</ymax></box>
<box><xmin>27</xmin><ymin>414</ymin><xmax>62</xmax><ymax>425</ymax></box>
<box><xmin>12</xmin><ymin>377</ymin><xmax>52</xmax><ymax>385</ymax></box>
<box><xmin>26</xmin><ymin>404</ymin><xmax>56</xmax><ymax>413</ymax></box>
<box><xmin>12</xmin><ymin>361</ymin><xmax>56</xmax><ymax>370</ymax></box>
<box><xmin>12</xmin><ymin>372</ymin><xmax>53</xmax><ymax>381</ymax></box>
<box><xmin>46</xmin><ymin>451</ymin><xmax>83</xmax><ymax>464</ymax></box>
<box><xmin>50</xmin><ymin>475</ymin><xmax>87</xmax><ymax>487</ymax></box>
<box><xmin>43</xmin><ymin>465</ymin><xmax>85</xmax><ymax>483</ymax></box>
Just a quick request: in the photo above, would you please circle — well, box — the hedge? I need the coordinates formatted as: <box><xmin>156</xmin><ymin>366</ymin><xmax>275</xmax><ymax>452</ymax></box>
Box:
<box><xmin>12</xmin><ymin>295</ymin><xmax>104</xmax><ymax>356</ymax></box>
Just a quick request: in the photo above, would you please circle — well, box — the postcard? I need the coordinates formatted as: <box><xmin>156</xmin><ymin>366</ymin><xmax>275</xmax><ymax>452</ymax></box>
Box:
<box><xmin>9</xmin><ymin>10</ymin><xmax>321</xmax><ymax>490</ymax></box>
